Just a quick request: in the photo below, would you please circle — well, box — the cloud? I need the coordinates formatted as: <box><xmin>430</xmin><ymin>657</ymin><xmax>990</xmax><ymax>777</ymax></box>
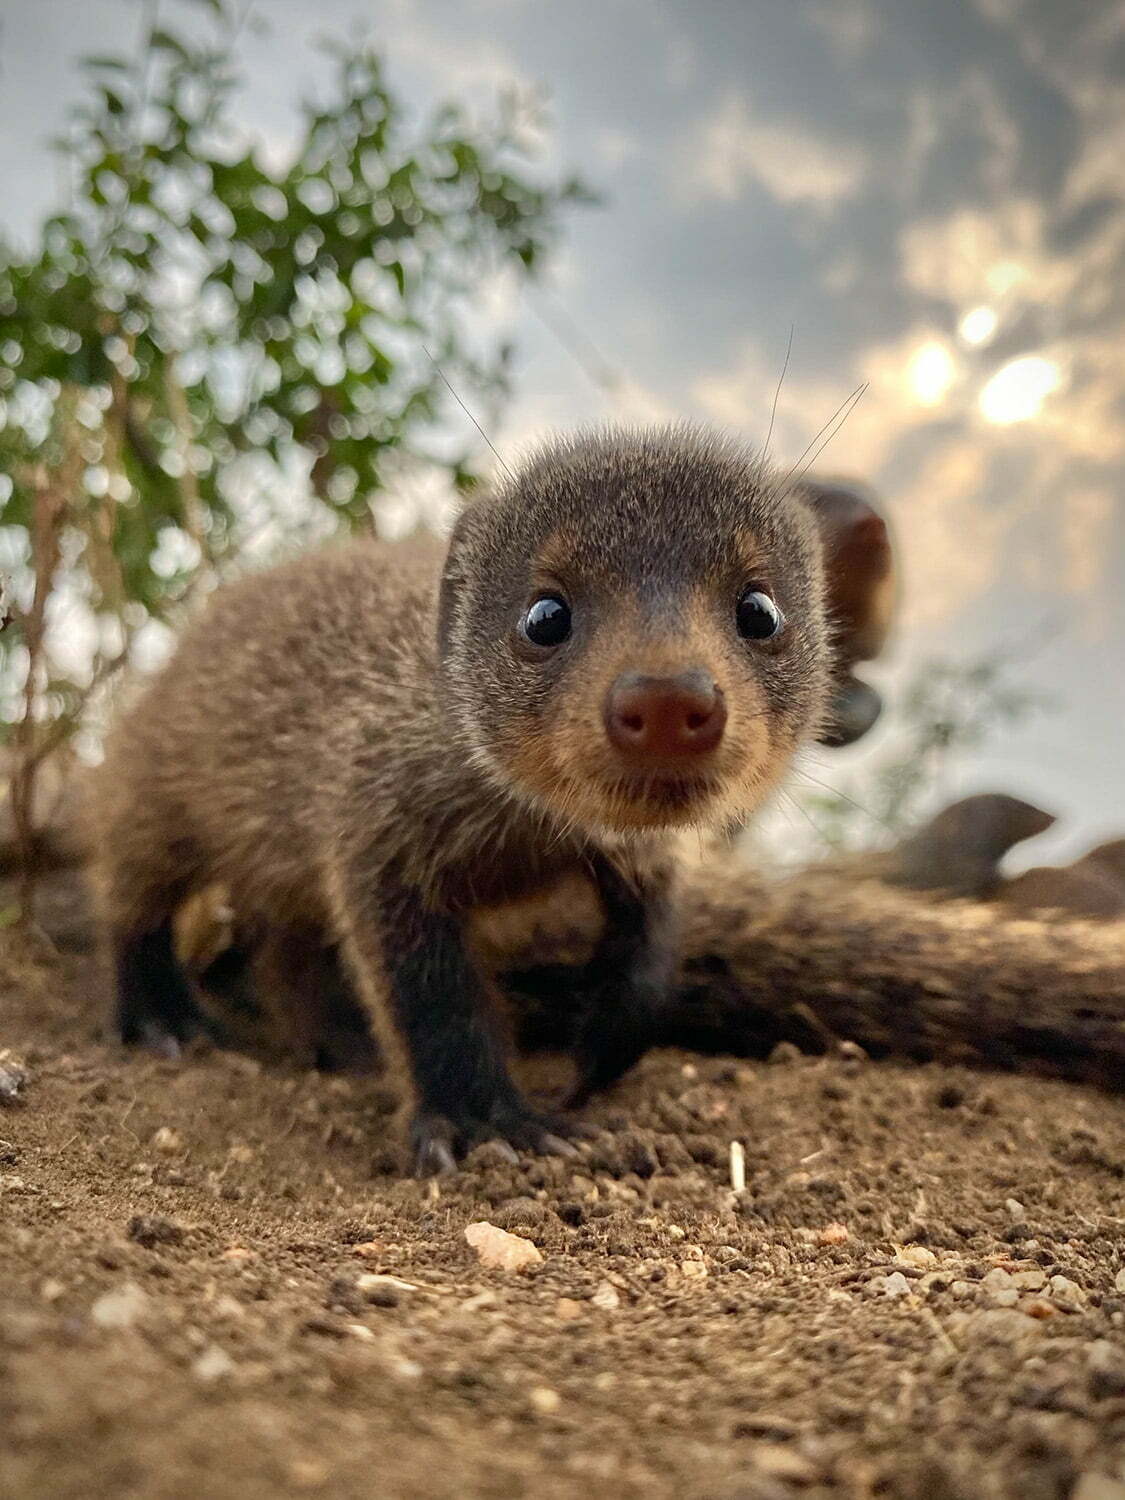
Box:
<box><xmin>689</xmin><ymin>94</ymin><xmax>867</xmax><ymax>209</ymax></box>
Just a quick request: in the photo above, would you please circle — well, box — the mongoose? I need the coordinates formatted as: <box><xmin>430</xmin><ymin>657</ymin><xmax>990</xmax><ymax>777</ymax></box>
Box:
<box><xmin>860</xmin><ymin>792</ymin><xmax>1057</xmax><ymax>898</ymax></box>
<box><xmin>88</xmin><ymin>426</ymin><xmax>833</xmax><ymax>1172</ymax></box>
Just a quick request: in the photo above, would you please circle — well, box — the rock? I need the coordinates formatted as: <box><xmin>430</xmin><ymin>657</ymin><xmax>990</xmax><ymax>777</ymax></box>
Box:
<box><xmin>982</xmin><ymin>1267</ymin><xmax>1014</xmax><ymax>1295</ymax></box>
<box><xmin>818</xmin><ymin>1222</ymin><xmax>849</xmax><ymax>1246</ymax></box>
<box><xmin>1011</xmin><ymin>1268</ymin><xmax>1047</xmax><ymax>1291</ymax></box>
<box><xmin>39</xmin><ymin>1278</ymin><xmax>65</xmax><ymax>1303</ymax></box>
<box><xmin>1048</xmin><ymin>1275</ymin><xmax>1086</xmax><ymax>1310</ymax></box>
<box><xmin>151</xmin><ymin>1127</ymin><xmax>182</xmax><ymax>1154</ymax></box>
<box><xmin>896</xmin><ymin>1245</ymin><xmax>938</xmax><ymax>1269</ymax></box>
<box><xmin>355</xmin><ymin>1273</ymin><xmax>424</xmax><ymax>1307</ymax></box>
<box><xmin>0</xmin><ymin>1058</ymin><xmax>29</xmax><ymax>1107</ymax></box>
<box><xmin>1020</xmin><ymin>1298</ymin><xmax>1058</xmax><ymax>1320</ymax></box>
<box><xmin>1116</xmin><ymin>1268</ymin><xmax>1125</xmax><ymax>1294</ymax></box>
<box><xmin>767</xmin><ymin>1042</ymin><xmax>802</xmax><ymax>1067</ymax></box>
<box><xmin>91</xmin><ymin>1282</ymin><xmax>150</xmax><ymax>1330</ymax></box>
<box><xmin>192</xmin><ymin>1344</ymin><xmax>234</xmax><ymax>1382</ymax></box>
<box><xmin>528</xmin><ymin>1386</ymin><xmax>561</xmax><ymax>1415</ymax></box>
<box><xmin>1088</xmin><ymin>1340</ymin><xmax>1125</xmax><ymax>1399</ymax></box>
<box><xmin>555</xmin><ymin>1297</ymin><xmax>584</xmax><ymax>1321</ymax></box>
<box><xmin>591</xmin><ymin>1280</ymin><xmax>621</xmax><ymax>1311</ymax></box>
<box><xmin>883</xmin><ymin>1272</ymin><xmax>911</xmax><ymax>1298</ymax></box>
<box><xmin>464</xmin><ymin>1221</ymin><xmax>543</xmax><ymax>1272</ymax></box>
<box><xmin>1005</xmin><ymin>1198</ymin><xmax>1025</xmax><ymax>1219</ymax></box>
<box><xmin>127</xmin><ymin>1214</ymin><xmax>184</xmax><ymax>1248</ymax></box>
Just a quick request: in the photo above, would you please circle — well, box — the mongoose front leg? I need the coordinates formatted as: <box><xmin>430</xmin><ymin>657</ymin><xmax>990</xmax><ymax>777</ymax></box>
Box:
<box><xmin>339</xmin><ymin>874</ymin><xmax>577</xmax><ymax>1174</ymax></box>
<box><xmin>566</xmin><ymin>857</ymin><xmax>675</xmax><ymax>1107</ymax></box>
<box><xmin>113</xmin><ymin>919</ymin><xmax>206</xmax><ymax>1058</ymax></box>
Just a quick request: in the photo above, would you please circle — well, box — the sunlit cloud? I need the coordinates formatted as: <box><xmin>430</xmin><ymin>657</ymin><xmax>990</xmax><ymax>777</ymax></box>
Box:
<box><xmin>907</xmin><ymin>340</ymin><xmax>958</xmax><ymax>407</ymax></box>
<box><xmin>959</xmin><ymin>305</ymin><xmax>999</xmax><ymax>346</ymax></box>
<box><xmin>979</xmin><ymin>355</ymin><xmax>1064</xmax><ymax>425</ymax></box>
<box><xmin>690</xmin><ymin>94</ymin><xmax>867</xmax><ymax>209</ymax></box>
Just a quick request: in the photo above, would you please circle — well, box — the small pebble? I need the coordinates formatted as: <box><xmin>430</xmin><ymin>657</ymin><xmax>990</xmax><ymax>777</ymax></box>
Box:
<box><xmin>91</xmin><ymin>1282</ymin><xmax>149</xmax><ymax>1331</ymax></box>
<box><xmin>464</xmin><ymin>1221</ymin><xmax>543</xmax><ymax>1272</ymax></box>
<box><xmin>1114</xmin><ymin>1268</ymin><xmax>1125</xmax><ymax>1295</ymax></box>
<box><xmin>1047</xmin><ymin>1274</ymin><xmax>1085</xmax><ymax>1309</ymax></box>
<box><xmin>896</xmin><ymin>1245</ymin><xmax>937</xmax><ymax>1269</ymax></box>
<box><xmin>40</xmin><ymin>1278</ymin><xmax>65</xmax><ymax>1303</ymax></box>
<box><xmin>127</xmin><ymin>1214</ymin><xmax>184</xmax><ymax>1249</ymax></box>
<box><xmin>591</xmin><ymin>1281</ymin><xmax>621</xmax><ymax>1311</ymax></box>
<box><xmin>528</xmin><ymin>1386</ymin><xmax>561</xmax><ymax>1415</ymax></box>
<box><xmin>192</xmin><ymin>1344</ymin><xmax>234</xmax><ymax>1382</ymax></box>
<box><xmin>883</xmin><ymin>1272</ymin><xmax>911</xmax><ymax>1298</ymax></box>
<box><xmin>1020</xmin><ymin>1298</ymin><xmax>1058</xmax><ymax>1320</ymax></box>
<box><xmin>555</xmin><ymin>1298</ymin><xmax>584</xmax><ymax>1321</ymax></box>
<box><xmin>0</xmin><ymin>1060</ymin><xmax>29</xmax><ymax>1107</ymax></box>
<box><xmin>151</xmin><ymin>1127</ymin><xmax>182</xmax><ymax>1154</ymax></box>
<box><xmin>817</xmin><ymin>1222</ymin><xmax>849</xmax><ymax>1246</ymax></box>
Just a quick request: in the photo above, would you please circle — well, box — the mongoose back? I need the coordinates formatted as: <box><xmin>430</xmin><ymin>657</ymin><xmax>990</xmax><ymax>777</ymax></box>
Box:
<box><xmin>88</xmin><ymin>425</ymin><xmax>831</xmax><ymax>1173</ymax></box>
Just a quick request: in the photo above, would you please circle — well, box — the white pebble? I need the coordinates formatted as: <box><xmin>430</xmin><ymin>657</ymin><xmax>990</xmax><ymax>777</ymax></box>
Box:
<box><xmin>591</xmin><ymin>1281</ymin><xmax>621</xmax><ymax>1311</ymax></box>
<box><xmin>192</xmin><ymin>1345</ymin><xmax>234</xmax><ymax>1382</ymax></box>
<box><xmin>463</xmin><ymin>1221</ymin><xmax>543</xmax><ymax>1272</ymax></box>
<box><xmin>91</xmin><ymin>1282</ymin><xmax>149</xmax><ymax>1330</ymax></box>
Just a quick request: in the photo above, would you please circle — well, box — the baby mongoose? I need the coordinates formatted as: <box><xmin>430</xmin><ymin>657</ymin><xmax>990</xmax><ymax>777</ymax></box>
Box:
<box><xmin>88</xmin><ymin>426</ymin><xmax>831</xmax><ymax>1173</ymax></box>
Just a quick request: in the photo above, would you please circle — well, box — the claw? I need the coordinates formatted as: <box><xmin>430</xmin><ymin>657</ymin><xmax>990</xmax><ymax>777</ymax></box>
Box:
<box><xmin>414</xmin><ymin>1136</ymin><xmax>458</xmax><ymax>1178</ymax></box>
<box><xmin>137</xmin><ymin>1022</ymin><xmax>182</xmax><ymax>1061</ymax></box>
<box><xmin>486</xmin><ymin>1138</ymin><xmax>520</xmax><ymax>1165</ymax></box>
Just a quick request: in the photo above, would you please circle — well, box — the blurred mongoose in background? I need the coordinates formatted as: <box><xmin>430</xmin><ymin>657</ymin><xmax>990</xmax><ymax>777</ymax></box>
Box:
<box><xmin>87</xmin><ymin>425</ymin><xmax>896</xmax><ymax>1173</ymax></box>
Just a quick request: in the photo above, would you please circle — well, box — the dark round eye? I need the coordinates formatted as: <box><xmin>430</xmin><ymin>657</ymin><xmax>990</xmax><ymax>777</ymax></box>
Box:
<box><xmin>736</xmin><ymin>588</ymin><xmax>784</xmax><ymax>641</ymax></box>
<box><xmin>521</xmin><ymin>594</ymin><xmax>572</xmax><ymax>648</ymax></box>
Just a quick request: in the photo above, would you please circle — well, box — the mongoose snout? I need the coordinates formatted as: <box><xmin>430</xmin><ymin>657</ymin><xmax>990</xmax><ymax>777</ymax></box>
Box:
<box><xmin>603</xmin><ymin>670</ymin><xmax>727</xmax><ymax>762</ymax></box>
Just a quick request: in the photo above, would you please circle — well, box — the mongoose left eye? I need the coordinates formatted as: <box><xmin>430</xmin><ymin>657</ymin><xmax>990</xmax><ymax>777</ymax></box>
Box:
<box><xmin>736</xmin><ymin>588</ymin><xmax>784</xmax><ymax>641</ymax></box>
<box><xmin>521</xmin><ymin>594</ymin><xmax>572</xmax><ymax>648</ymax></box>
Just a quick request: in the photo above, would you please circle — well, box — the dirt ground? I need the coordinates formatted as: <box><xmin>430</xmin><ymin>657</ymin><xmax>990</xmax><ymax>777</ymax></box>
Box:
<box><xmin>1</xmin><ymin>882</ymin><xmax>1124</xmax><ymax>1500</ymax></box>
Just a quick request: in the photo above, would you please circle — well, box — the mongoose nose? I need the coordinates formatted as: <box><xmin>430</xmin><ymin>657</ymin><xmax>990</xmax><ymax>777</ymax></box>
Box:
<box><xmin>604</xmin><ymin>671</ymin><xmax>727</xmax><ymax>761</ymax></box>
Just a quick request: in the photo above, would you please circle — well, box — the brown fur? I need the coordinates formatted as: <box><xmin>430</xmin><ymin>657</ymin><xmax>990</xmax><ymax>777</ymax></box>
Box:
<box><xmin>87</xmin><ymin>425</ymin><xmax>831</xmax><ymax>1169</ymax></box>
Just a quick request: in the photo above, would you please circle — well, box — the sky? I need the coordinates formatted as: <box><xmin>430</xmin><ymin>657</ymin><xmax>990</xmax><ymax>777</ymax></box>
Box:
<box><xmin>2</xmin><ymin>0</ymin><xmax>1124</xmax><ymax>864</ymax></box>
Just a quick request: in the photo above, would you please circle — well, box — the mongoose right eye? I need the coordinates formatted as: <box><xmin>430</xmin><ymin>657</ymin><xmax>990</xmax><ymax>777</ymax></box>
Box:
<box><xmin>736</xmin><ymin>587</ymin><xmax>784</xmax><ymax>641</ymax></box>
<box><xmin>521</xmin><ymin>594</ymin><xmax>572</xmax><ymax>648</ymax></box>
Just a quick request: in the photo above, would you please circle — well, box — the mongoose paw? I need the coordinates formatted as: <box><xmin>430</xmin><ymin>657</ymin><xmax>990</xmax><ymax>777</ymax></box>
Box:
<box><xmin>409</xmin><ymin>1103</ymin><xmax>585</xmax><ymax>1177</ymax></box>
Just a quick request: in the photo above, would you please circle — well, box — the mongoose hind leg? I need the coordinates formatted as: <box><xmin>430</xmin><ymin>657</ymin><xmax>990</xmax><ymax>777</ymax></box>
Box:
<box><xmin>252</xmin><ymin>926</ymin><xmax>379</xmax><ymax>1074</ymax></box>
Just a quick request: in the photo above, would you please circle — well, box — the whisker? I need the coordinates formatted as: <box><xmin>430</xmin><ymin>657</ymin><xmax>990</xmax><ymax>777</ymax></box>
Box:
<box><xmin>777</xmin><ymin>381</ymin><xmax>868</xmax><ymax>495</ymax></box>
<box><xmin>763</xmin><ymin>324</ymin><xmax>794</xmax><ymax>464</ymax></box>
<box><xmin>788</xmin><ymin>764</ymin><xmax>896</xmax><ymax>836</ymax></box>
<box><xmin>422</xmin><ymin>344</ymin><xmax>516</xmax><ymax>484</ymax></box>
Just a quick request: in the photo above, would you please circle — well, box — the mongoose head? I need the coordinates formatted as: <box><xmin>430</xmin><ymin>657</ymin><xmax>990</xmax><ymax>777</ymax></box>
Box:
<box><xmin>438</xmin><ymin>425</ymin><xmax>831</xmax><ymax>836</ymax></box>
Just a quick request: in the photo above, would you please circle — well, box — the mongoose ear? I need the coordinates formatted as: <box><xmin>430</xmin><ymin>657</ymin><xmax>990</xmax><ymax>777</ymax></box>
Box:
<box><xmin>799</xmin><ymin>479</ymin><xmax>896</xmax><ymax>669</ymax></box>
<box><xmin>798</xmin><ymin>478</ymin><xmax>897</xmax><ymax>749</ymax></box>
<box><xmin>818</xmin><ymin>674</ymin><xmax>883</xmax><ymax>748</ymax></box>
<box><xmin>436</xmin><ymin>505</ymin><xmax>478</xmax><ymax>665</ymax></box>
